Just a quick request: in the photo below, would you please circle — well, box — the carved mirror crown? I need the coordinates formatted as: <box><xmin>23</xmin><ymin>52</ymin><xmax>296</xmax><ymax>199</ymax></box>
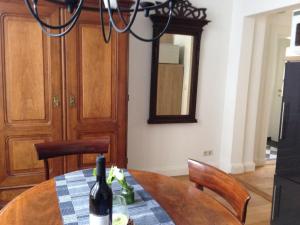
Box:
<box><xmin>155</xmin><ymin>0</ymin><xmax>208</xmax><ymax>20</ymax></box>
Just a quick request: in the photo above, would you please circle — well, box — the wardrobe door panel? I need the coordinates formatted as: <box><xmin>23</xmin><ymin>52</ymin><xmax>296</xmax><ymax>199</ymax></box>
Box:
<box><xmin>79</xmin><ymin>132</ymin><xmax>113</xmax><ymax>166</ymax></box>
<box><xmin>0</xmin><ymin>1</ymin><xmax>63</xmax><ymax>200</ymax></box>
<box><xmin>5</xmin><ymin>18</ymin><xmax>47</xmax><ymax>123</ymax></box>
<box><xmin>80</xmin><ymin>25</ymin><xmax>114</xmax><ymax>120</ymax></box>
<box><xmin>65</xmin><ymin>10</ymin><xmax>128</xmax><ymax>171</ymax></box>
<box><xmin>8</xmin><ymin>137</ymin><xmax>46</xmax><ymax>172</ymax></box>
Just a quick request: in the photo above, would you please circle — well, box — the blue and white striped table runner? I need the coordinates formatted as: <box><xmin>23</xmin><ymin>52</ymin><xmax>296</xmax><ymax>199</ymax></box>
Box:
<box><xmin>55</xmin><ymin>169</ymin><xmax>175</xmax><ymax>225</ymax></box>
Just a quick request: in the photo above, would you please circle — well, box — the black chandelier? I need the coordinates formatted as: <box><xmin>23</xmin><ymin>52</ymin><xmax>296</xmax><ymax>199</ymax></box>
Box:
<box><xmin>24</xmin><ymin>0</ymin><xmax>177</xmax><ymax>42</ymax></box>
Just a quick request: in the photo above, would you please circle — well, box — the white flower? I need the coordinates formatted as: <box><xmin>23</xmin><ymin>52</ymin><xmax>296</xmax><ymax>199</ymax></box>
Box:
<box><xmin>114</xmin><ymin>168</ymin><xmax>125</xmax><ymax>181</ymax></box>
<box><xmin>106</xmin><ymin>166</ymin><xmax>129</xmax><ymax>190</ymax></box>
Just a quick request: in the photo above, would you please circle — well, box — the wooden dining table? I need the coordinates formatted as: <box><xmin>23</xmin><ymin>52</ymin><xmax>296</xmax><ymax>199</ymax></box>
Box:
<box><xmin>0</xmin><ymin>170</ymin><xmax>241</xmax><ymax>225</ymax></box>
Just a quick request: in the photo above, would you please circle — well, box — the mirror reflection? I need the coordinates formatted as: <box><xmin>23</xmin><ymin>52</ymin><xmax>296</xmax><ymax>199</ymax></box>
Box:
<box><xmin>156</xmin><ymin>33</ymin><xmax>194</xmax><ymax>116</ymax></box>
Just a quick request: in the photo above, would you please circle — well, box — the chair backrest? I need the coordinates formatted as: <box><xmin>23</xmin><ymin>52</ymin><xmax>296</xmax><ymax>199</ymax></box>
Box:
<box><xmin>188</xmin><ymin>159</ymin><xmax>250</xmax><ymax>224</ymax></box>
<box><xmin>35</xmin><ymin>139</ymin><xmax>109</xmax><ymax>180</ymax></box>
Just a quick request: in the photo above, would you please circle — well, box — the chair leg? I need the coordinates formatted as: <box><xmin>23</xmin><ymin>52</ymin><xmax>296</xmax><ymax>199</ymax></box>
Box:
<box><xmin>0</xmin><ymin>200</ymin><xmax>7</xmax><ymax>209</ymax></box>
<box><xmin>44</xmin><ymin>159</ymin><xmax>50</xmax><ymax>180</ymax></box>
<box><xmin>195</xmin><ymin>183</ymin><xmax>204</xmax><ymax>191</ymax></box>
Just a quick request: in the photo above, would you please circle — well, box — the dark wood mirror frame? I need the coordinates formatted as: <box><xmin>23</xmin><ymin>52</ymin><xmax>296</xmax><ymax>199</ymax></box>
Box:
<box><xmin>148</xmin><ymin>0</ymin><xmax>209</xmax><ymax>124</ymax></box>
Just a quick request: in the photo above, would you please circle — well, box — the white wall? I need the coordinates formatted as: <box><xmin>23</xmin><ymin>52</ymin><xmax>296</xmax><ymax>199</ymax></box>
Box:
<box><xmin>128</xmin><ymin>0</ymin><xmax>300</xmax><ymax>175</ymax></box>
<box><xmin>127</xmin><ymin>0</ymin><xmax>234</xmax><ymax>175</ymax></box>
<box><xmin>242</xmin><ymin>15</ymin><xmax>268</xmax><ymax>171</ymax></box>
<box><xmin>241</xmin><ymin>0</ymin><xmax>300</xmax><ymax>16</ymax></box>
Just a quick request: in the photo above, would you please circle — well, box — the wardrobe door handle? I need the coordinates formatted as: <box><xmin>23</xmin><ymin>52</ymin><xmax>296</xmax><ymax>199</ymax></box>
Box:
<box><xmin>52</xmin><ymin>96</ymin><xmax>60</xmax><ymax>108</ymax></box>
<box><xmin>280</xmin><ymin>102</ymin><xmax>289</xmax><ymax>140</ymax></box>
<box><xmin>69</xmin><ymin>96</ymin><xmax>76</xmax><ymax>108</ymax></box>
<box><xmin>279</xmin><ymin>101</ymin><xmax>285</xmax><ymax>140</ymax></box>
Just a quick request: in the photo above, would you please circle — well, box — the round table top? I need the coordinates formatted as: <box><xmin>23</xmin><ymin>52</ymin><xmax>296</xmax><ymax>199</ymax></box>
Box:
<box><xmin>0</xmin><ymin>170</ymin><xmax>241</xmax><ymax>225</ymax></box>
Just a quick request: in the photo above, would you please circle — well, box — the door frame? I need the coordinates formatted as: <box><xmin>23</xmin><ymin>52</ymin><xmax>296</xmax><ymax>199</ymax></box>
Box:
<box><xmin>252</xmin><ymin>23</ymin><xmax>291</xmax><ymax>166</ymax></box>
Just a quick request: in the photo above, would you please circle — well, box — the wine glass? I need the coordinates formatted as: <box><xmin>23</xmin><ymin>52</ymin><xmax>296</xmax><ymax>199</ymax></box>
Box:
<box><xmin>112</xmin><ymin>195</ymin><xmax>129</xmax><ymax>225</ymax></box>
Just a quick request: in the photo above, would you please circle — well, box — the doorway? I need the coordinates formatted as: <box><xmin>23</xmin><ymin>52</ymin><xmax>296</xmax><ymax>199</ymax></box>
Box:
<box><xmin>253</xmin><ymin>10</ymin><xmax>292</xmax><ymax>169</ymax></box>
<box><xmin>266</xmin><ymin>37</ymin><xmax>290</xmax><ymax>162</ymax></box>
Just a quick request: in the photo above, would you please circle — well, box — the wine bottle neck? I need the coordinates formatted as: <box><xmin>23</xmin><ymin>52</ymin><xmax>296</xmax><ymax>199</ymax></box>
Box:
<box><xmin>96</xmin><ymin>156</ymin><xmax>106</xmax><ymax>182</ymax></box>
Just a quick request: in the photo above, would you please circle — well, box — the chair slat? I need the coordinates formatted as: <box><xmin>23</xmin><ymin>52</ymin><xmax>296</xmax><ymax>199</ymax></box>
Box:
<box><xmin>35</xmin><ymin>139</ymin><xmax>109</xmax><ymax>180</ymax></box>
<box><xmin>188</xmin><ymin>159</ymin><xmax>250</xmax><ymax>224</ymax></box>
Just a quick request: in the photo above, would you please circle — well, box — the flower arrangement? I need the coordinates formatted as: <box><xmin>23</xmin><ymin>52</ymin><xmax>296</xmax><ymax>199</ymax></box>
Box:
<box><xmin>107</xmin><ymin>166</ymin><xmax>135</xmax><ymax>204</ymax></box>
<box><xmin>107</xmin><ymin>167</ymin><xmax>130</xmax><ymax>190</ymax></box>
<box><xmin>94</xmin><ymin>166</ymin><xmax>135</xmax><ymax>204</ymax></box>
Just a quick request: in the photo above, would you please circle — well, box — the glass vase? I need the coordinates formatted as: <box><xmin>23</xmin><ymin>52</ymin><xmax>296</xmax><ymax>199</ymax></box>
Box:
<box><xmin>121</xmin><ymin>186</ymin><xmax>135</xmax><ymax>205</ymax></box>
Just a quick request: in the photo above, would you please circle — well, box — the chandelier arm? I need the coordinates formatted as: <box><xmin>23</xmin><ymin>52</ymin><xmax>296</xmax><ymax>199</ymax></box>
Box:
<box><xmin>99</xmin><ymin>0</ymin><xmax>112</xmax><ymax>43</ymax></box>
<box><xmin>37</xmin><ymin>12</ymin><xmax>80</xmax><ymax>37</ymax></box>
<box><xmin>24</xmin><ymin>0</ymin><xmax>84</xmax><ymax>29</ymax></box>
<box><xmin>39</xmin><ymin>0</ymin><xmax>173</xmax><ymax>13</ymax></box>
<box><xmin>137</xmin><ymin>0</ymin><xmax>179</xmax><ymax>11</ymax></box>
<box><xmin>105</xmin><ymin>0</ymin><xmax>140</xmax><ymax>33</ymax></box>
<box><xmin>114</xmin><ymin>1</ymin><xmax>149</xmax><ymax>26</ymax></box>
<box><xmin>129</xmin><ymin>10</ymin><xmax>172</xmax><ymax>42</ymax></box>
<box><xmin>116</xmin><ymin>0</ymin><xmax>173</xmax><ymax>42</ymax></box>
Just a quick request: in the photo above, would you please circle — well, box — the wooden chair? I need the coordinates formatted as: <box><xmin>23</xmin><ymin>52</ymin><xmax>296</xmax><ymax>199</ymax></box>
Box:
<box><xmin>35</xmin><ymin>139</ymin><xmax>109</xmax><ymax>180</ymax></box>
<box><xmin>188</xmin><ymin>159</ymin><xmax>251</xmax><ymax>224</ymax></box>
<box><xmin>0</xmin><ymin>201</ymin><xmax>6</xmax><ymax>210</ymax></box>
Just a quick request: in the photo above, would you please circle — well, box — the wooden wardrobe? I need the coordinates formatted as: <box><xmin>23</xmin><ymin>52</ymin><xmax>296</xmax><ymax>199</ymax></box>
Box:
<box><xmin>0</xmin><ymin>0</ymin><xmax>129</xmax><ymax>204</ymax></box>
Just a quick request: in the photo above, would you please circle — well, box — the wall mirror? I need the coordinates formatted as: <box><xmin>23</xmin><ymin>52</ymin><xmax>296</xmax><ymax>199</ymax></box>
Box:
<box><xmin>148</xmin><ymin>0</ymin><xmax>209</xmax><ymax>124</ymax></box>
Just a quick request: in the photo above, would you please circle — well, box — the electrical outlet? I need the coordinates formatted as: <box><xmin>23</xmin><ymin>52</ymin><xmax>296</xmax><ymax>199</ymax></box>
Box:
<box><xmin>203</xmin><ymin>150</ymin><xmax>214</xmax><ymax>156</ymax></box>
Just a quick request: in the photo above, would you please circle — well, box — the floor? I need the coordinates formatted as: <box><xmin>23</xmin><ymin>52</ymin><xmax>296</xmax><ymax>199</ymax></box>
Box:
<box><xmin>266</xmin><ymin>138</ymin><xmax>278</xmax><ymax>161</ymax></box>
<box><xmin>174</xmin><ymin>164</ymin><xmax>275</xmax><ymax>225</ymax></box>
<box><xmin>266</xmin><ymin>146</ymin><xmax>277</xmax><ymax>161</ymax></box>
<box><xmin>235</xmin><ymin>164</ymin><xmax>275</xmax><ymax>202</ymax></box>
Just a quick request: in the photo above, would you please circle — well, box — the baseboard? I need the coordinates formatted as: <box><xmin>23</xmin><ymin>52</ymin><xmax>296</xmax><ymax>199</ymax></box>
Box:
<box><xmin>230</xmin><ymin>163</ymin><xmax>245</xmax><ymax>174</ymax></box>
<box><xmin>219</xmin><ymin>163</ymin><xmax>245</xmax><ymax>174</ymax></box>
<box><xmin>255</xmin><ymin>159</ymin><xmax>266</xmax><ymax>166</ymax></box>
<box><xmin>230</xmin><ymin>162</ymin><xmax>256</xmax><ymax>174</ymax></box>
<box><xmin>219</xmin><ymin>161</ymin><xmax>232</xmax><ymax>173</ymax></box>
<box><xmin>130</xmin><ymin>165</ymin><xmax>189</xmax><ymax>176</ymax></box>
<box><xmin>129</xmin><ymin>160</ymin><xmax>218</xmax><ymax>177</ymax></box>
<box><xmin>264</xmin><ymin>160</ymin><xmax>276</xmax><ymax>165</ymax></box>
<box><xmin>244</xmin><ymin>162</ymin><xmax>256</xmax><ymax>172</ymax></box>
<box><xmin>156</xmin><ymin>166</ymin><xmax>189</xmax><ymax>176</ymax></box>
